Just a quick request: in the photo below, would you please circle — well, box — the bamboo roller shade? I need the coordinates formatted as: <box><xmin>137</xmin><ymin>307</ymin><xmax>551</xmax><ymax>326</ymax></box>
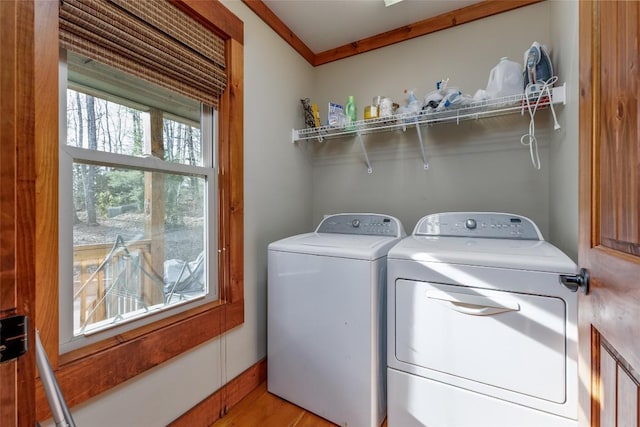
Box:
<box><xmin>60</xmin><ymin>0</ymin><xmax>227</xmax><ymax>108</ymax></box>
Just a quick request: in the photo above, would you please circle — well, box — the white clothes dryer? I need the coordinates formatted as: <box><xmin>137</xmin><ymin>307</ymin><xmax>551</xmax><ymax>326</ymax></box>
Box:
<box><xmin>387</xmin><ymin>212</ymin><xmax>578</xmax><ymax>427</ymax></box>
<box><xmin>268</xmin><ymin>213</ymin><xmax>406</xmax><ymax>427</ymax></box>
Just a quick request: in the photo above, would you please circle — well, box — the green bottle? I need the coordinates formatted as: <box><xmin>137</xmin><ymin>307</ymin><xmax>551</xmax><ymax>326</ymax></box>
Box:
<box><xmin>345</xmin><ymin>96</ymin><xmax>356</xmax><ymax>130</ymax></box>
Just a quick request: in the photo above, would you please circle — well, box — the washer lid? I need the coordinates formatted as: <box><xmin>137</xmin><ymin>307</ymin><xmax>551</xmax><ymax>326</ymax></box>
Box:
<box><xmin>268</xmin><ymin>213</ymin><xmax>406</xmax><ymax>260</ymax></box>
<box><xmin>269</xmin><ymin>232</ymin><xmax>403</xmax><ymax>260</ymax></box>
<box><xmin>388</xmin><ymin>235</ymin><xmax>577</xmax><ymax>274</ymax></box>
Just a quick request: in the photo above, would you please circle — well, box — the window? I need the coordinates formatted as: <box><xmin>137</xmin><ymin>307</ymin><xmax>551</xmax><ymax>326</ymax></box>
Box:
<box><xmin>59</xmin><ymin>51</ymin><xmax>218</xmax><ymax>350</ymax></box>
<box><xmin>33</xmin><ymin>0</ymin><xmax>244</xmax><ymax>415</ymax></box>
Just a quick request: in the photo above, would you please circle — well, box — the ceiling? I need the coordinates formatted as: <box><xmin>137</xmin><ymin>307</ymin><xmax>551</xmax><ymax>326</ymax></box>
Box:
<box><xmin>261</xmin><ymin>0</ymin><xmax>481</xmax><ymax>53</ymax></box>
<box><xmin>247</xmin><ymin>0</ymin><xmax>542</xmax><ymax>65</ymax></box>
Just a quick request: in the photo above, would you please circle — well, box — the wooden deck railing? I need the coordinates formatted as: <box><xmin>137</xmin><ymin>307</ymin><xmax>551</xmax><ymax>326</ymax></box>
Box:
<box><xmin>73</xmin><ymin>238</ymin><xmax>163</xmax><ymax>330</ymax></box>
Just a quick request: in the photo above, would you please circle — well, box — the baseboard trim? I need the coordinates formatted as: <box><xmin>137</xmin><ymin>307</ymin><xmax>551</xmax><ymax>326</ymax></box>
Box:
<box><xmin>169</xmin><ymin>358</ymin><xmax>267</xmax><ymax>426</ymax></box>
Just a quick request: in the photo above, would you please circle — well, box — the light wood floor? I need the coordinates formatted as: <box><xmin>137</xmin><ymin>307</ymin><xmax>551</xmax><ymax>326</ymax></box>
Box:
<box><xmin>210</xmin><ymin>382</ymin><xmax>388</xmax><ymax>427</ymax></box>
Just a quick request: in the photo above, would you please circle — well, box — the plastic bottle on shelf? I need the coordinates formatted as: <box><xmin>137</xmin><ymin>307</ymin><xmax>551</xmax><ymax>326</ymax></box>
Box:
<box><xmin>404</xmin><ymin>89</ymin><xmax>422</xmax><ymax>118</ymax></box>
<box><xmin>485</xmin><ymin>57</ymin><xmax>524</xmax><ymax>99</ymax></box>
<box><xmin>345</xmin><ymin>96</ymin><xmax>357</xmax><ymax>130</ymax></box>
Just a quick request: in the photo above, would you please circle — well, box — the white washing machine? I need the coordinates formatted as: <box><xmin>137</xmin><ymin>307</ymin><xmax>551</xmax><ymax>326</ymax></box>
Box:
<box><xmin>268</xmin><ymin>213</ymin><xmax>406</xmax><ymax>427</ymax></box>
<box><xmin>387</xmin><ymin>212</ymin><xmax>578</xmax><ymax>427</ymax></box>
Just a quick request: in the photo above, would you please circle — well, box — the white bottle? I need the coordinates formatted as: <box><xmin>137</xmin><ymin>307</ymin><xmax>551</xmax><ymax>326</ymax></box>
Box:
<box><xmin>486</xmin><ymin>57</ymin><xmax>524</xmax><ymax>99</ymax></box>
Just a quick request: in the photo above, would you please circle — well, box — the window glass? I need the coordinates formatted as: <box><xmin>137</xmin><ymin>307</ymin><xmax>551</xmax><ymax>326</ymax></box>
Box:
<box><xmin>61</xmin><ymin>52</ymin><xmax>217</xmax><ymax>346</ymax></box>
<box><xmin>71</xmin><ymin>164</ymin><xmax>207</xmax><ymax>335</ymax></box>
<box><xmin>66</xmin><ymin>83</ymin><xmax>203</xmax><ymax>166</ymax></box>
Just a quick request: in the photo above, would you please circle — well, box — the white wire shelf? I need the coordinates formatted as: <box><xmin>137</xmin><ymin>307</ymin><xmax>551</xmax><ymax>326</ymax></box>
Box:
<box><xmin>292</xmin><ymin>83</ymin><xmax>566</xmax><ymax>143</ymax></box>
<box><xmin>292</xmin><ymin>83</ymin><xmax>566</xmax><ymax>173</ymax></box>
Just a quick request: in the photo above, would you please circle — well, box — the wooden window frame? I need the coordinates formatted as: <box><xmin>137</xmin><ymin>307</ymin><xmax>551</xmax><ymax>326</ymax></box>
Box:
<box><xmin>34</xmin><ymin>1</ymin><xmax>244</xmax><ymax>419</ymax></box>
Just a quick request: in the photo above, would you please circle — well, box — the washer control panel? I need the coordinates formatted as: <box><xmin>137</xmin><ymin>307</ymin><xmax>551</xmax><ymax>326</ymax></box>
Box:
<box><xmin>317</xmin><ymin>213</ymin><xmax>405</xmax><ymax>237</ymax></box>
<box><xmin>414</xmin><ymin>212</ymin><xmax>543</xmax><ymax>240</ymax></box>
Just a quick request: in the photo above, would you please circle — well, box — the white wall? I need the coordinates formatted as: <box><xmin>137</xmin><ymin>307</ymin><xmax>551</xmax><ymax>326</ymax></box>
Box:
<box><xmin>311</xmin><ymin>2</ymin><xmax>564</xmax><ymax>240</ymax></box>
<box><xmin>549</xmin><ymin>0</ymin><xmax>579</xmax><ymax>261</ymax></box>
<box><xmin>221</xmin><ymin>0</ymin><xmax>314</xmax><ymax>383</ymax></box>
<box><xmin>48</xmin><ymin>1</ymin><xmax>580</xmax><ymax>424</ymax></box>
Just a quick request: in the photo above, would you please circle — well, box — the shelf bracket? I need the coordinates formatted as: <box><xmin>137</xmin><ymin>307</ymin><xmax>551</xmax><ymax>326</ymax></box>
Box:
<box><xmin>415</xmin><ymin>124</ymin><xmax>429</xmax><ymax>170</ymax></box>
<box><xmin>356</xmin><ymin>131</ymin><xmax>373</xmax><ymax>174</ymax></box>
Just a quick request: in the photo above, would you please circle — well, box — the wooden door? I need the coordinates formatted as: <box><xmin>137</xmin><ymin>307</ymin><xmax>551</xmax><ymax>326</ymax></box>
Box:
<box><xmin>579</xmin><ymin>1</ymin><xmax>640</xmax><ymax>426</ymax></box>
<box><xmin>0</xmin><ymin>1</ymin><xmax>37</xmax><ymax>425</ymax></box>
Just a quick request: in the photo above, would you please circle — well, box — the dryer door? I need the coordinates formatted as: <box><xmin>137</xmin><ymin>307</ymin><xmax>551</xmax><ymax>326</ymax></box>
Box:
<box><xmin>395</xmin><ymin>279</ymin><xmax>567</xmax><ymax>403</ymax></box>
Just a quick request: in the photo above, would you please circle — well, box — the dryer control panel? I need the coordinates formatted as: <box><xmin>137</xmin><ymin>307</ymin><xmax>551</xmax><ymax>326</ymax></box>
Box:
<box><xmin>414</xmin><ymin>212</ymin><xmax>543</xmax><ymax>240</ymax></box>
<box><xmin>317</xmin><ymin>213</ymin><xmax>405</xmax><ymax>237</ymax></box>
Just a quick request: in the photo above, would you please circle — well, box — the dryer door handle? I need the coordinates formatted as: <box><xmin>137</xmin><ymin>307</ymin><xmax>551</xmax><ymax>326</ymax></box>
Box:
<box><xmin>425</xmin><ymin>290</ymin><xmax>521</xmax><ymax>316</ymax></box>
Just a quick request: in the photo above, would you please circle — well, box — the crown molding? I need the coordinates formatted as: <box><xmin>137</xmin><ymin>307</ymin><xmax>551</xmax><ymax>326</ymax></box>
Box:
<box><xmin>240</xmin><ymin>0</ymin><xmax>315</xmax><ymax>64</ymax></box>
